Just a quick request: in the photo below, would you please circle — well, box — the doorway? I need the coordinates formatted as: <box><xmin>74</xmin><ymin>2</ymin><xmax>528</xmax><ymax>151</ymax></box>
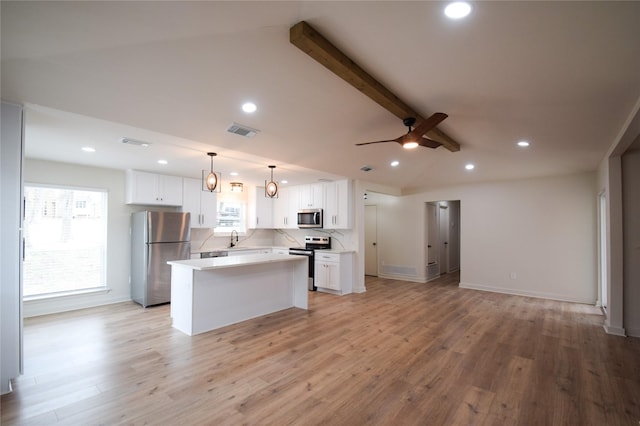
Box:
<box><xmin>364</xmin><ymin>205</ymin><xmax>378</xmax><ymax>276</ymax></box>
<box><xmin>426</xmin><ymin>200</ymin><xmax>460</xmax><ymax>280</ymax></box>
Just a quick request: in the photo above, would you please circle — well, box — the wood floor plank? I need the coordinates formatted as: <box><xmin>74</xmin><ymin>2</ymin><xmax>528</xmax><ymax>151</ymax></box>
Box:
<box><xmin>2</xmin><ymin>272</ymin><xmax>640</xmax><ymax>425</ymax></box>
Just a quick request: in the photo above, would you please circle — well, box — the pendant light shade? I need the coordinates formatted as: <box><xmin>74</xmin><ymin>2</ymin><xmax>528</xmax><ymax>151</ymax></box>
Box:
<box><xmin>202</xmin><ymin>152</ymin><xmax>221</xmax><ymax>192</ymax></box>
<box><xmin>265</xmin><ymin>165</ymin><xmax>278</xmax><ymax>198</ymax></box>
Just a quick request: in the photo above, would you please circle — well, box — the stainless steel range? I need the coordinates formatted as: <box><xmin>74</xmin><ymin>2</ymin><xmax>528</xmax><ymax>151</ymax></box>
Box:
<box><xmin>289</xmin><ymin>236</ymin><xmax>331</xmax><ymax>291</ymax></box>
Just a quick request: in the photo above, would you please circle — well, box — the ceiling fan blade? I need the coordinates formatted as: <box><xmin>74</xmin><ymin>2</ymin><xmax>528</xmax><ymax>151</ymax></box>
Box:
<box><xmin>418</xmin><ymin>137</ymin><xmax>442</xmax><ymax>149</ymax></box>
<box><xmin>355</xmin><ymin>139</ymin><xmax>398</xmax><ymax>146</ymax></box>
<box><xmin>411</xmin><ymin>112</ymin><xmax>448</xmax><ymax>138</ymax></box>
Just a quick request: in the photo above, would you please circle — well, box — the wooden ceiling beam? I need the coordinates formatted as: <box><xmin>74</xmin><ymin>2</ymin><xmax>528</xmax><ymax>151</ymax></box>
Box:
<box><xmin>290</xmin><ymin>21</ymin><xmax>460</xmax><ymax>152</ymax></box>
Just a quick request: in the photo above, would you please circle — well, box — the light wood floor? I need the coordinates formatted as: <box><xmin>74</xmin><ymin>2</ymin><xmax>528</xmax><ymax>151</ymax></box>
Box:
<box><xmin>2</xmin><ymin>273</ymin><xmax>639</xmax><ymax>425</ymax></box>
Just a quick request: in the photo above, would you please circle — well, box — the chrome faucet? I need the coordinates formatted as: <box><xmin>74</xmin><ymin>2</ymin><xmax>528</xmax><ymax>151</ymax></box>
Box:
<box><xmin>229</xmin><ymin>230</ymin><xmax>239</xmax><ymax>248</ymax></box>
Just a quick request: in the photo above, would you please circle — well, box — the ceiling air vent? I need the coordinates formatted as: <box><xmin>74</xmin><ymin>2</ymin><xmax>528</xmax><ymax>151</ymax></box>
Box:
<box><xmin>121</xmin><ymin>137</ymin><xmax>151</xmax><ymax>147</ymax></box>
<box><xmin>226</xmin><ymin>122</ymin><xmax>259</xmax><ymax>138</ymax></box>
<box><xmin>360</xmin><ymin>165</ymin><xmax>374</xmax><ymax>172</ymax></box>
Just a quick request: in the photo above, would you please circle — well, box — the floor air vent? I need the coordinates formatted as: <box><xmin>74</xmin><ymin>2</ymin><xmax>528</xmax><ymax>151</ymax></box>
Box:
<box><xmin>226</xmin><ymin>122</ymin><xmax>259</xmax><ymax>138</ymax></box>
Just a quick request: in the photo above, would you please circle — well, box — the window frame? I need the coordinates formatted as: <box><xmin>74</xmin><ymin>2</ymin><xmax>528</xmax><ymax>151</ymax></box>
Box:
<box><xmin>214</xmin><ymin>189</ymin><xmax>247</xmax><ymax>236</ymax></box>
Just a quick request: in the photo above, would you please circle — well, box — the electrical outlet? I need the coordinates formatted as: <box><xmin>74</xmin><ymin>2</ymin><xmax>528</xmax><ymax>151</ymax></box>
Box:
<box><xmin>510</xmin><ymin>272</ymin><xmax>517</xmax><ymax>280</ymax></box>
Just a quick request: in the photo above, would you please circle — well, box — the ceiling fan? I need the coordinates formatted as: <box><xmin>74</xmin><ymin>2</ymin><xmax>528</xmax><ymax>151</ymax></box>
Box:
<box><xmin>356</xmin><ymin>113</ymin><xmax>448</xmax><ymax>149</ymax></box>
<box><xmin>290</xmin><ymin>21</ymin><xmax>460</xmax><ymax>152</ymax></box>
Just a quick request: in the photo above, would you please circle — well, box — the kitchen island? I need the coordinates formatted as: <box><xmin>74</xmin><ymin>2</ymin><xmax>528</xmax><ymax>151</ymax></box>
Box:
<box><xmin>167</xmin><ymin>254</ymin><xmax>308</xmax><ymax>336</ymax></box>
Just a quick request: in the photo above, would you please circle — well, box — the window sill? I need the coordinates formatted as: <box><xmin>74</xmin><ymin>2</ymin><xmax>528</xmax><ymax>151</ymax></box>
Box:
<box><xmin>23</xmin><ymin>287</ymin><xmax>111</xmax><ymax>302</ymax></box>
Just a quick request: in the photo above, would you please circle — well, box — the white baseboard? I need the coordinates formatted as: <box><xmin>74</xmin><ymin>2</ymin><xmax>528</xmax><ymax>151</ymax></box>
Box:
<box><xmin>378</xmin><ymin>273</ymin><xmax>427</xmax><ymax>284</ymax></box>
<box><xmin>459</xmin><ymin>281</ymin><xmax>596</xmax><ymax>305</ymax></box>
<box><xmin>24</xmin><ymin>295</ymin><xmax>131</xmax><ymax>318</ymax></box>
<box><xmin>603</xmin><ymin>324</ymin><xmax>627</xmax><ymax>337</ymax></box>
<box><xmin>623</xmin><ymin>326</ymin><xmax>639</xmax><ymax>338</ymax></box>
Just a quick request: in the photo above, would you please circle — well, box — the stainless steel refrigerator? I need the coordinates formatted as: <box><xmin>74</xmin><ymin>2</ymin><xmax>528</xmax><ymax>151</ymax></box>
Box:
<box><xmin>131</xmin><ymin>211</ymin><xmax>191</xmax><ymax>307</ymax></box>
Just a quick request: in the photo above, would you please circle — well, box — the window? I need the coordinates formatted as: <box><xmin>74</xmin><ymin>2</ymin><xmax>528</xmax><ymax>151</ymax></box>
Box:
<box><xmin>215</xmin><ymin>190</ymin><xmax>246</xmax><ymax>234</ymax></box>
<box><xmin>23</xmin><ymin>184</ymin><xmax>108</xmax><ymax>297</ymax></box>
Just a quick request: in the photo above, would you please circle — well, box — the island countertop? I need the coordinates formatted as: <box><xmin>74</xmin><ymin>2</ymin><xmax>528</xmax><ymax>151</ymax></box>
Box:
<box><xmin>168</xmin><ymin>253</ymin><xmax>308</xmax><ymax>336</ymax></box>
<box><xmin>168</xmin><ymin>253</ymin><xmax>305</xmax><ymax>271</ymax></box>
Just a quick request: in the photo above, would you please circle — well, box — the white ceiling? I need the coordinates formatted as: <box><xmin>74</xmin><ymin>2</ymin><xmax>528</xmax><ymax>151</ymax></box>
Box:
<box><xmin>2</xmin><ymin>1</ymin><xmax>640</xmax><ymax>193</ymax></box>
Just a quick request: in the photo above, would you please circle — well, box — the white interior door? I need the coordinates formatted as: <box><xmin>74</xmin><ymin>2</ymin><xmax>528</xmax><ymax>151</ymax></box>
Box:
<box><xmin>365</xmin><ymin>205</ymin><xmax>378</xmax><ymax>276</ymax></box>
<box><xmin>439</xmin><ymin>204</ymin><xmax>449</xmax><ymax>275</ymax></box>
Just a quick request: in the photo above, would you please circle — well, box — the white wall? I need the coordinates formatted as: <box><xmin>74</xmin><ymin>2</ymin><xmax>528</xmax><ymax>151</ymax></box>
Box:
<box><xmin>23</xmin><ymin>159</ymin><xmax>160</xmax><ymax>317</ymax></box>
<box><xmin>622</xmin><ymin>150</ymin><xmax>640</xmax><ymax>337</ymax></box>
<box><xmin>365</xmin><ymin>172</ymin><xmax>598</xmax><ymax>304</ymax></box>
<box><xmin>596</xmin><ymin>94</ymin><xmax>640</xmax><ymax>336</ymax></box>
<box><xmin>1</xmin><ymin>101</ymin><xmax>24</xmax><ymax>394</ymax></box>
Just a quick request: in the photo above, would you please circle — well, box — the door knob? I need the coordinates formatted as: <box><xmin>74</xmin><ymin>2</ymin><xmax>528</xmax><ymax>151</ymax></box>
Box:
<box><xmin>372</xmin><ymin>242</ymin><xmax>377</xmax><ymax>246</ymax></box>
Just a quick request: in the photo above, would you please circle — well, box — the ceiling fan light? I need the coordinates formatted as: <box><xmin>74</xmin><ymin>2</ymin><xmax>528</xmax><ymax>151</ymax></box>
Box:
<box><xmin>403</xmin><ymin>141</ymin><xmax>419</xmax><ymax>149</ymax></box>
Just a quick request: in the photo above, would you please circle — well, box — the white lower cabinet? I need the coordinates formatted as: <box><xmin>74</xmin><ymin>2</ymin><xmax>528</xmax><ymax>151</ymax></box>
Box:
<box><xmin>314</xmin><ymin>252</ymin><xmax>353</xmax><ymax>295</ymax></box>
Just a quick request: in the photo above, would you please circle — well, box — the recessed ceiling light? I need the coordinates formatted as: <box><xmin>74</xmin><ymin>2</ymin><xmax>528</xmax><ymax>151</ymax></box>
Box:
<box><xmin>517</xmin><ymin>140</ymin><xmax>530</xmax><ymax>147</ymax></box>
<box><xmin>242</xmin><ymin>102</ymin><xmax>257</xmax><ymax>113</ymax></box>
<box><xmin>390</xmin><ymin>160</ymin><xmax>399</xmax><ymax>167</ymax></box>
<box><xmin>230</xmin><ymin>172</ymin><xmax>239</xmax><ymax>177</ymax></box>
<box><xmin>281</xmin><ymin>180</ymin><xmax>288</xmax><ymax>184</ymax></box>
<box><xmin>81</xmin><ymin>147</ymin><xmax>95</xmax><ymax>152</ymax></box>
<box><xmin>465</xmin><ymin>163</ymin><xmax>475</xmax><ymax>170</ymax></box>
<box><xmin>445</xmin><ymin>2</ymin><xmax>472</xmax><ymax>19</ymax></box>
<box><xmin>157</xmin><ymin>160</ymin><xmax>168</xmax><ymax>165</ymax></box>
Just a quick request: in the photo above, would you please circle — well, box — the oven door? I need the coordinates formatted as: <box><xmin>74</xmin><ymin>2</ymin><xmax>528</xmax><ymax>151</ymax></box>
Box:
<box><xmin>288</xmin><ymin>248</ymin><xmax>316</xmax><ymax>291</ymax></box>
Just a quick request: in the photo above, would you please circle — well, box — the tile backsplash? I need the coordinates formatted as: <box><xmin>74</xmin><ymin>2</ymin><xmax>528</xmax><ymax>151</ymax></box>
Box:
<box><xmin>190</xmin><ymin>228</ymin><xmax>356</xmax><ymax>252</ymax></box>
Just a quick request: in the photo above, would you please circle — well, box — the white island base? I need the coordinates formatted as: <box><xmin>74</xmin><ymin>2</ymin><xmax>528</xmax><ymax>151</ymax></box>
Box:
<box><xmin>168</xmin><ymin>254</ymin><xmax>308</xmax><ymax>336</ymax></box>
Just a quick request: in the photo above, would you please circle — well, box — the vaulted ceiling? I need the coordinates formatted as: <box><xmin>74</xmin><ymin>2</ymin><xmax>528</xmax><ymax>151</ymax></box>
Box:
<box><xmin>2</xmin><ymin>1</ymin><xmax>639</xmax><ymax>193</ymax></box>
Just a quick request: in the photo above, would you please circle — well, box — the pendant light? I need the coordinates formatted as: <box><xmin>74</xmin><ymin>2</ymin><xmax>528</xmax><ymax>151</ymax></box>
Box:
<box><xmin>202</xmin><ymin>152</ymin><xmax>220</xmax><ymax>192</ymax></box>
<box><xmin>265</xmin><ymin>165</ymin><xmax>278</xmax><ymax>198</ymax></box>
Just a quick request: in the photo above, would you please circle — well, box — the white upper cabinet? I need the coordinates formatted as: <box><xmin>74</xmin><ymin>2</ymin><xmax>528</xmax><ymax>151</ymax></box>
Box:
<box><xmin>273</xmin><ymin>187</ymin><xmax>297</xmax><ymax>229</ymax></box>
<box><xmin>248</xmin><ymin>186</ymin><xmax>274</xmax><ymax>229</ymax></box>
<box><xmin>297</xmin><ymin>183</ymin><xmax>324</xmax><ymax>209</ymax></box>
<box><xmin>125</xmin><ymin>170</ymin><xmax>183</xmax><ymax>206</ymax></box>
<box><xmin>181</xmin><ymin>178</ymin><xmax>217</xmax><ymax>228</ymax></box>
<box><xmin>324</xmin><ymin>179</ymin><xmax>353</xmax><ymax>229</ymax></box>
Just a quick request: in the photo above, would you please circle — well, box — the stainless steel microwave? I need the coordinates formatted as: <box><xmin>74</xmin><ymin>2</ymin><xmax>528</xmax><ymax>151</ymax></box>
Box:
<box><xmin>297</xmin><ymin>209</ymin><xmax>323</xmax><ymax>228</ymax></box>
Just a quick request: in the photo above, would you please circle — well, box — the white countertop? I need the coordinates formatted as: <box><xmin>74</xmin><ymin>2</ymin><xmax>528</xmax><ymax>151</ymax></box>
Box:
<box><xmin>169</xmin><ymin>253</ymin><xmax>306</xmax><ymax>271</ymax></box>
<box><xmin>320</xmin><ymin>249</ymin><xmax>355</xmax><ymax>254</ymax></box>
